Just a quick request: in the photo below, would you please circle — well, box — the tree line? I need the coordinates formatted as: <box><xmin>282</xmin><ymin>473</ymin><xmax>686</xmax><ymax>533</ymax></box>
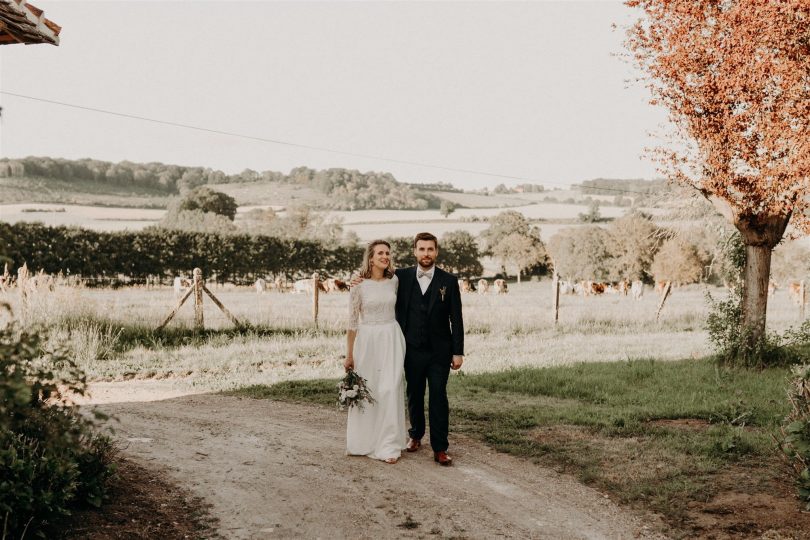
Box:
<box><xmin>0</xmin><ymin>157</ymin><xmax>439</xmax><ymax>210</ymax></box>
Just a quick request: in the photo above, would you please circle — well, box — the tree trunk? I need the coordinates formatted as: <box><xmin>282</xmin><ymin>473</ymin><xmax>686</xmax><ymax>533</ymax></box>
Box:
<box><xmin>740</xmin><ymin>244</ymin><xmax>772</xmax><ymax>345</ymax></box>
<box><xmin>517</xmin><ymin>270</ymin><xmax>521</xmax><ymax>284</ymax></box>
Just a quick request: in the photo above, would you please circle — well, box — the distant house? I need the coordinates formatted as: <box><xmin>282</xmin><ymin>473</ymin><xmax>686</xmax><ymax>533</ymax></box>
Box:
<box><xmin>0</xmin><ymin>0</ymin><xmax>60</xmax><ymax>45</ymax></box>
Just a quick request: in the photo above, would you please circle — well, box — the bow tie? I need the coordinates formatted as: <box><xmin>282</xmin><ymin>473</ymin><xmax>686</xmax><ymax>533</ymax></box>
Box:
<box><xmin>418</xmin><ymin>270</ymin><xmax>433</xmax><ymax>279</ymax></box>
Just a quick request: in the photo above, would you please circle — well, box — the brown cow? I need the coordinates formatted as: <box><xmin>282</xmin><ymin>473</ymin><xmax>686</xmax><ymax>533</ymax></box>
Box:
<box><xmin>589</xmin><ymin>281</ymin><xmax>606</xmax><ymax>295</ymax></box>
<box><xmin>323</xmin><ymin>278</ymin><xmax>349</xmax><ymax>292</ymax></box>
<box><xmin>654</xmin><ymin>280</ymin><xmax>670</xmax><ymax>296</ymax></box>
<box><xmin>458</xmin><ymin>278</ymin><xmax>476</xmax><ymax>293</ymax></box>
<box><xmin>494</xmin><ymin>279</ymin><xmax>508</xmax><ymax>294</ymax></box>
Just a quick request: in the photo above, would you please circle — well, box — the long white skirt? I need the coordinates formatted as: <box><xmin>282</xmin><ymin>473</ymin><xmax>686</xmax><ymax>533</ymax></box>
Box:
<box><xmin>346</xmin><ymin>320</ymin><xmax>407</xmax><ymax>461</ymax></box>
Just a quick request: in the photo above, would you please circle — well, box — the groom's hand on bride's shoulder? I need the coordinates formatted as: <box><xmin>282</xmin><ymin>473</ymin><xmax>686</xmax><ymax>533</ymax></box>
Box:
<box><xmin>349</xmin><ymin>273</ymin><xmax>363</xmax><ymax>287</ymax></box>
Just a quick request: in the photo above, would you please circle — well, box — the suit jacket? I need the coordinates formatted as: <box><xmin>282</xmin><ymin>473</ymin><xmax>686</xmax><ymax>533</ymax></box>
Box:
<box><xmin>395</xmin><ymin>266</ymin><xmax>464</xmax><ymax>357</ymax></box>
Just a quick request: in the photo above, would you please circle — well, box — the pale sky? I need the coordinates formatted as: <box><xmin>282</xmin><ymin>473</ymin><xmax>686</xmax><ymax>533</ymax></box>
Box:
<box><xmin>0</xmin><ymin>0</ymin><xmax>668</xmax><ymax>190</ymax></box>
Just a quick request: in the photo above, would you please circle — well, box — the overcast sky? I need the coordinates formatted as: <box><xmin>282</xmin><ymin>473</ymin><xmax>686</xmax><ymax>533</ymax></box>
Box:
<box><xmin>0</xmin><ymin>1</ymin><xmax>668</xmax><ymax>190</ymax></box>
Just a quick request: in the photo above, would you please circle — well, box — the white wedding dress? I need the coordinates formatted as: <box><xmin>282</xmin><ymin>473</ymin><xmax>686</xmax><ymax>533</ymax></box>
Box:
<box><xmin>346</xmin><ymin>276</ymin><xmax>407</xmax><ymax>461</ymax></box>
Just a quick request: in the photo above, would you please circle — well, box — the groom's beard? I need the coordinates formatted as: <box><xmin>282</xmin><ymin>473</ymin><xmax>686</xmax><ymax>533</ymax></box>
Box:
<box><xmin>418</xmin><ymin>257</ymin><xmax>434</xmax><ymax>269</ymax></box>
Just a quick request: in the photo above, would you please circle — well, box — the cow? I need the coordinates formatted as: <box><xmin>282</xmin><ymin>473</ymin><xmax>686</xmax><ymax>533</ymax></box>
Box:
<box><xmin>273</xmin><ymin>276</ymin><xmax>288</xmax><ymax>293</ymax></box>
<box><xmin>477</xmin><ymin>279</ymin><xmax>490</xmax><ymax>295</ymax></box>
<box><xmin>173</xmin><ymin>276</ymin><xmax>191</xmax><ymax>296</ymax></box>
<box><xmin>458</xmin><ymin>278</ymin><xmax>476</xmax><ymax>293</ymax></box>
<box><xmin>788</xmin><ymin>281</ymin><xmax>805</xmax><ymax>306</ymax></box>
<box><xmin>588</xmin><ymin>281</ymin><xmax>606</xmax><ymax>295</ymax></box>
<box><xmin>255</xmin><ymin>278</ymin><xmax>267</xmax><ymax>294</ymax></box>
<box><xmin>617</xmin><ymin>280</ymin><xmax>629</xmax><ymax>296</ymax></box>
<box><xmin>559</xmin><ymin>280</ymin><xmax>576</xmax><ymax>295</ymax></box>
<box><xmin>494</xmin><ymin>279</ymin><xmax>508</xmax><ymax>294</ymax></box>
<box><xmin>630</xmin><ymin>280</ymin><xmax>644</xmax><ymax>300</ymax></box>
<box><xmin>293</xmin><ymin>278</ymin><xmax>327</xmax><ymax>295</ymax></box>
<box><xmin>578</xmin><ymin>280</ymin><xmax>590</xmax><ymax>296</ymax></box>
<box><xmin>325</xmin><ymin>278</ymin><xmax>350</xmax><ymax>292</ymax></box>
<box><xmin>654</xmin><ymin>280</ymin><xmax>670</xmax><ymax>296</ymax></box>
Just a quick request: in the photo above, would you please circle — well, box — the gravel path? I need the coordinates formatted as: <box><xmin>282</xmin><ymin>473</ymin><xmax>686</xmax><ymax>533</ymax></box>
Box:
<box><xmin>93</xmin><ymin>390</ymin><xmax>664</xmax><ymax>539</ymax></box>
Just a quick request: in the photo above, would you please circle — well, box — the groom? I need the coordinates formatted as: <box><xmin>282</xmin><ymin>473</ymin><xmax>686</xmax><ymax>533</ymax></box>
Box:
<box><xmin>395</xmin><ymin>232</ymin><xmax>464</xmax><ymax>466</ymax></box>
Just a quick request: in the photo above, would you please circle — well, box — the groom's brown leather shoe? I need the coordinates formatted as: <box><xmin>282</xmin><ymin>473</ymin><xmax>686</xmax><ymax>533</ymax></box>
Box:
<box><xmin>406</xmin><ymin>438</ymin><xmax>421</xmax><ymax>452</ymax></box>
<box><xmin>434</xmin><ymin>451</ymin><xmax>453</xmax><ymax>466</ymax></box>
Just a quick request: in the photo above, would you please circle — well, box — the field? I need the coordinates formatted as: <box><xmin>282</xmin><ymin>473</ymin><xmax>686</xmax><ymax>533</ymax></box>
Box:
<box><xmin>0</xmin><ymin>198</ymin><xmax>661</xmax><ymax>242</ymax></box>
<box><xmin>6</xmin><ymin>279</ymin><xmax>810</xmax><ymax>536</ymax></box>
<box><xmin>4</xmin><ymin>279</ymin><xmax>806</xmax><ymax>394</ymax></box>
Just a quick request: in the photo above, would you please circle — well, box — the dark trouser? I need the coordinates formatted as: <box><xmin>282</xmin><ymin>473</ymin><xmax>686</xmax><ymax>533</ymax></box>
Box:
<box><xmin>404</xmin><ymin>345</ymin><xmax>451</xmax><ymax>452</ymax></box>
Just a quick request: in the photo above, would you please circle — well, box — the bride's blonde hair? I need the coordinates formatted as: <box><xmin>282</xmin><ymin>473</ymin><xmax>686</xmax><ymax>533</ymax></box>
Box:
<box><xmin>360</xmin><ymin>239</ymin><xmax>395</xmax><ymax>279</ymax></box>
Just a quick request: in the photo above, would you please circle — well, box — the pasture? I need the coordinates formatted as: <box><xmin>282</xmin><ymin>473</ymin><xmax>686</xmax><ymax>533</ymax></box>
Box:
<box><xmin>0</xmin><ymin>197</ymin><xmax>661</xmax><ymax>243</ymax></box>
<box><xmin>5</xmin><ymin>279</ymin><xmax>807</xmax><ymax>394</ymax></box>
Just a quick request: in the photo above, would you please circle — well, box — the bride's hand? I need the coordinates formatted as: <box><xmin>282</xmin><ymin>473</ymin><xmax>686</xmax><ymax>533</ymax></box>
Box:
<box><xmin>344</xmin><ymin>356</ymin><xmax>354</xmax><ymax>371</ymax></box>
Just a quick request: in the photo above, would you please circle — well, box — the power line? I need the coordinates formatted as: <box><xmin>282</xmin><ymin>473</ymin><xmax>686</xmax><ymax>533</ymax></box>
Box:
<box><xmin>0</xmin><ymin>90</ymin><xmax>655</xmax><ymax>196</ymax></box>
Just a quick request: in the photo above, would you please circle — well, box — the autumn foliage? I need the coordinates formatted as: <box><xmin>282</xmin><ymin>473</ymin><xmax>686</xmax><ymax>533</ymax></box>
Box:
<box><xmin>626</xmin><ymin>0</ymin><xmax>810</xmax><ymax>229</ymax></box>
<box><xmin>626</xmin><ymin>0</ymin><xmax>810</xmax><ymax>347</ymax></box>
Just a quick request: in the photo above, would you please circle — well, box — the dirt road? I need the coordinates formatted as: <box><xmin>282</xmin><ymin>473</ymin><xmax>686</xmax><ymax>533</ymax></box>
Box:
<box><xmin>95</xmin><ymin>392</ymin><xmax>663</xmax><ymax>539</ymax></box>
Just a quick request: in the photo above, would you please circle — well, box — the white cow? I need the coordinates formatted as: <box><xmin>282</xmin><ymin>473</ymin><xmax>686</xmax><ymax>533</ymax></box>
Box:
<box><xmin>293</xmin><ymin>279</ymin><xmax>313</xmax><ymax>295</ymax></box>
<box><xmin>630</xmin><ymin>280</ymin><xmax>644</xmax><ymax>300</ymax></box>
<box><xmin>173</xmin><ymin>276</ymin><xmax>190</xmax><ymax>297</ymax></box>
<box><xmin>559</xmin><ymin>280</ymin><xmax>576</xmax><ymax>295</ymax></box>
<box><xmin>477</xmin><ymin>279</ymin><xmax>490</xmax><ymax>295</ymax></box>
<box><xmin>494</xmin><ymin>279</ymin><xmax>508</xmax><ymax>294</ymax></box>
<box><xmin>255</xmin><ymin>278</ymin><xmax>267</xmax><ymax>293</ymax></box>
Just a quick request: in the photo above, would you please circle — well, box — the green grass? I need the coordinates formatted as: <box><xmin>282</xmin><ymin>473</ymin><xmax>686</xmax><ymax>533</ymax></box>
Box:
<box><xmin>228</xmin><ymin>359</ymin><xmax>794</xmax><ymax>528</ymax></box>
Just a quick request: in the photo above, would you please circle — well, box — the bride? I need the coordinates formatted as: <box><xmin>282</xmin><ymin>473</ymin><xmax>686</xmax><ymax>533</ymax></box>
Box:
<box><xmin>344</xmin><ymin>239</ymin><xmax>407</xmax><ymax>464</ymax></box>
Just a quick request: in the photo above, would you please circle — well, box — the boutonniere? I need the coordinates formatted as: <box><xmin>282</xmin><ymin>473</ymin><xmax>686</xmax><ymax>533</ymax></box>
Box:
<box><xmin>439</xmin><ymin>286</ymin><xmax>447</xmax><ymax>301</ymax></box>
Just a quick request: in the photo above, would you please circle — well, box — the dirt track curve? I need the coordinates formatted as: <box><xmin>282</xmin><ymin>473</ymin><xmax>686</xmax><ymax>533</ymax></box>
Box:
<box><xmin>94</xmin><ymin>392</ymin><xmax>664</xmax><ymax>539</ymax></box>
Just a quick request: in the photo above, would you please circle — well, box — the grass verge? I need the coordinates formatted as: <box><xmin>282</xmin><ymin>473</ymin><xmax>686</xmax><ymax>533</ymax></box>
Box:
<box><xmin>229</xmin><ymin>359</ymin><xmax>809</xmax><ymax>537</ymax></box>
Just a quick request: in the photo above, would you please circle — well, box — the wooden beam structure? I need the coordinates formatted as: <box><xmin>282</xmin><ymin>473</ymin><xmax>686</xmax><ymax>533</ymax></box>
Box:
<box><xmin>0</xmin><ymin>0</ymin><xmax>61</xmax><ymax>46</ymax></box>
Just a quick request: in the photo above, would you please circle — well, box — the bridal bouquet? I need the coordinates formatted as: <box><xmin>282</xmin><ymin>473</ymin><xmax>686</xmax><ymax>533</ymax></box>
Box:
<box><xmin>337</xmin><ymin>369</ymin><xmax>375</xmax><ymax>411</ymax></box>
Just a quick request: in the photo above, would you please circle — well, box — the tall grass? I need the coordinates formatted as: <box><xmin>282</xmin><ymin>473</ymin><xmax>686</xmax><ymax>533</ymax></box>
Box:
<box><xmin>2</xmin><ymin>279</ymin><xmax>808</xmax><ymax>392</ymax></box>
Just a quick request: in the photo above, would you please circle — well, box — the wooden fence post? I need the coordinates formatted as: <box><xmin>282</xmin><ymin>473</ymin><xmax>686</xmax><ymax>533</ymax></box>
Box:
<box><xmin>552</xmin><ymin>272</ymin><xmax>560</xmax><ymax>325</ymax></box>
<box><xmin>312</xmin><ymin>272</ymin><xmax>320</xmax><ymax>328</ymax></box>
<box><xmin>193</xmin><ymin>267</ymin><xmax>204</xmax><ymax>330</ymax></box>
<box><xmin>655</xmin><ymin>281</ymin><xmax>672</xmax><ymax>322</ymax></box>
<box><xmin>18</xmin><ymin>263</ymin><xmax>30</xmax><ymax>307</ymax></box>
<box><xmin>157</xmin><ymin>268</ymin><xmax>241</xmax><ymax>331</ymax></box>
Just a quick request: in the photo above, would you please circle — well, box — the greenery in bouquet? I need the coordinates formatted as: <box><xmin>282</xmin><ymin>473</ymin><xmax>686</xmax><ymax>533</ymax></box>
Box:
<box><xmin>337</xmin><ymin>369</ymin><xmax>375</xmax><ymax>411</ymax></box>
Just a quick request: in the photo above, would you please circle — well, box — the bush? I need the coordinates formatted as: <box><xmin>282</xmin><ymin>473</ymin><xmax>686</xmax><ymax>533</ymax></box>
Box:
<box><xmin>705</xmin><ymin>288</ymin><xmax>805</xmax><ymax>368</ymax></box>
<box><xmin>0</xmin><ymin>307</ymin><xmax>116</xmax><ymax>537</ymax></box>
<box><xmin>780</xmin><ymin>364</ymin><xmax>810</xmax><ymax>509</ymax></box>
<box><xmin>705</xmin><ymin>233</ymin><xmax>809</xmax><ymax>367</ymax></box>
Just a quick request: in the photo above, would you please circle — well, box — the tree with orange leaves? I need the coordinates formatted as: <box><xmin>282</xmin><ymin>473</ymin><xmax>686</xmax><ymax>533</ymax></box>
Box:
<box><xmin>626</xmin><ymin>0</ymin><xmax>810</xmax><ymax>352</ymax></box>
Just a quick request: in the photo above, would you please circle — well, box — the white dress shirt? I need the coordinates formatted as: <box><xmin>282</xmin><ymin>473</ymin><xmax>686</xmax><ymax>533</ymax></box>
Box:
<box><xmin>417</xmin><ymin>265</ymin><xmax>435</xmax><ymax>294</ymax></box>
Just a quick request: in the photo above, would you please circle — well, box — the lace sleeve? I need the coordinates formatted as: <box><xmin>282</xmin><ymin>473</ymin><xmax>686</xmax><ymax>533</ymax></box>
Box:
<box><xmin>347</xmin><ymin>283</ymin><xmax>362</xmax><ymax>331</ymax></box>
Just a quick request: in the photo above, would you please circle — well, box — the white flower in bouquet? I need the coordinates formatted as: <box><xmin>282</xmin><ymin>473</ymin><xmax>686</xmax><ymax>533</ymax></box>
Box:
<box><xmin>337</xmin><ymin>369</ymin><xmax>375</xmax><ymax>411</ymax></box>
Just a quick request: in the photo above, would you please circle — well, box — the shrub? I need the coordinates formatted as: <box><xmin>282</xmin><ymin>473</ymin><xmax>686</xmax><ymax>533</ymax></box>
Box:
<box><xmin>705</xmin><ymin>288</ymin><xmax>804</xmax><ymax>368</ymax></box>
<box><xmin>0</xmin><ymin>307</ymin><xmax>116</xmax><ymax>537</ymax></box>
<box><xmin>780</xmin><ymin>364</ymin><xmax>810</xmax><ymax>509</ymax></box>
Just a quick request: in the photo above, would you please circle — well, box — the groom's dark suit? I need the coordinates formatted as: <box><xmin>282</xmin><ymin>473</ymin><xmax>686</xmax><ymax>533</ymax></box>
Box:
<box><xmin>394</xmin><ymin>266</ymin><xmax>464</xmax><ymax>452</ymax></box>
